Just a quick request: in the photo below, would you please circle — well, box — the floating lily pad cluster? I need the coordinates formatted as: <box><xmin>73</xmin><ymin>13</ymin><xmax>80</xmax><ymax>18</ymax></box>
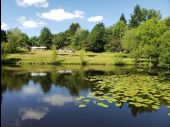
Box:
<box><xmin>76</xmin><ymin>74</ymin><xmax>170</xmax><ymax>116</ymax></box>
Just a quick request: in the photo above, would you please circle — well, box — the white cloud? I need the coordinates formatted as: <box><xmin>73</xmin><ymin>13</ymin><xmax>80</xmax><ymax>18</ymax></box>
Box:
<box><xmin>19</xmin><ymin>107</ymin><xmax>48</xmax><ymax>120</ymax></box>
<box><xmin>16</xmin><ymin>0</ymin><xmax>48</xmax><ymax>7</ymax></box>
<box><xmin>87</xmin><ymin>16</ymin><xmax>103</xmax><ymax>22</ymax></box>
<box><xmin>74</xmin><ymin>10</ymin><xmax>85</xmax><ymax>15</ymax></box>
<box><xmin>18</xmin><ymin>16</ymin><xmax>45</xmax><ymax>28</ymax></box>
<box><xmin>37</xmin><ymin>9</ymin><xmax>85</xmax><ymax>22</ymax></box>
<box><xmin>1</xmin><ymin>22</ymin><xmax>8</xmax><ymax>30</ymax></box>
<box><xmin>22</xmin><ymin>86</ymin><xmax>42</xmax><ymax>95</ymax></box>
<box><xmin>41</xmin><ymin>94</ymin><xmax>74</xmax><ymax>106</ymax></box>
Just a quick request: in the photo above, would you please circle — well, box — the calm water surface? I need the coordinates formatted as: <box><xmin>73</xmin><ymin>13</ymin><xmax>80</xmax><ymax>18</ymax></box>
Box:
<box><xmin>1</xmin><ymin>65</ymin><xmax>170</xmax><ymax>127</ymax></box>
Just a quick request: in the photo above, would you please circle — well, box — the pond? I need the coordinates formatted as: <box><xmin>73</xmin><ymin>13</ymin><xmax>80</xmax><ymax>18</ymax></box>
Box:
<box><xmin>1</xmin><ymin>65</ymin><xmax>170</xmax><ymax>127</ymax></box>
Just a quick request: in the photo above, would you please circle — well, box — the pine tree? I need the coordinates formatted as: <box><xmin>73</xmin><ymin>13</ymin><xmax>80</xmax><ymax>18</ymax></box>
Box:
<box><xmin>129</xmin><ymin>5</ymin><xmax>143</xmax><ymax>28</ymax></box>
<box><xmin>119</xmin><ymin>13</ymin><xmax>127</xmax><ymax>24</ymax></box>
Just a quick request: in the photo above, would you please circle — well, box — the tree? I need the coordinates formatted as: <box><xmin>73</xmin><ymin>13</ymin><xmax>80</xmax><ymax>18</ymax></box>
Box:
<box><xmin>164</xmin><ymin>17</ymin><xmax>170</xmax><ymax>27</ymax></box>
<box><xmin>129</xmin><ymin>5</ymin><xmax>143</xmax><ymax>28</ymax></box>
<box><xmin>159</xmin><ymin>29</ymin><xmax>170</xmax><ymax>67</ymax></box>
<box><xmin>71</xmin><ymin>28</ymin><xmax>89</xmax><ymax>50</ymax></box>
<box><xmin>29</xmin><ymin>36</ymin><xmax>39</xmax><ymax>46</ymax></box>
<box><xmin>105</xmin><ymin>21</ymin><xmax>127</xmax><ymax>52</ymax></box>
<box><xmin>39</xmin><ymin>27</ymin><xmax>53</xmax><ymax>49</ymax></box>
<box><xmin>65</xmin><ymin>23</ymin><xmax>81</xmax><ymax>46</ymax></box>
<box><xmin>1</xmin><ymin>42</ymin><xmax>12</xmax><ymax>57</ymax></box>
<box><xmin>67</xmin><ymin>22</ymin><xmax>80</xmax><ymax>36</ymax></box>
<box><xmin>123</xmin><ymin>18</ymin><xmax>168</xmax><ymax>66</ymax></box>
<box><xmin>21</xmin><ymin>33</ymin><xmax>29</xmax><ymax>47</ymax></box>
<box><xmin>87</xmin><ymin>23</ymin><xmax>106</xmax><ymax>52</ymax></box>
<box><xmin>119</xmin><ymin>13</ymin><xmax>127</xmax><ymax>24</ymax></box>
<box><xmin>6</xmin><ymin>28</ymin><xmax>24</xmax><ymax>52</ymax></box>
<box><xmin>122</xmin><ymin>28</ymin><xmax>144</xmax><ymax>63</ymax></box>
<box><xmin>52</xmin><ymin>32</ymin><xmax>67</xmax><ymax>49</ymax></box>
<box><xmin>104</xmin><ymin>27</ymin><xmax>114</xmax><ymax>52</ymax></box>
<box><xmin>129</xmin><ymin>5</ymin><xmax>161</xmax><ymax>28</ymax></box>
<box><xmin>1</xmin><ymin>30</ymin><xmax>7</xmax><ymax>42</ymax></box>
<box><xmin>147</xmin><ymin>9</ymin><xmax>161</xmax><ymax>20</ymax></box>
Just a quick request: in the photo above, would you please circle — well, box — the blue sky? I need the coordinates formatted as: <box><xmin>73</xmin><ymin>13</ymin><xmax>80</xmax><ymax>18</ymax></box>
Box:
<box><xmin>1</xmin><ymin>0</ymin><xmax>170</xmax><ymax>37</ymax></box>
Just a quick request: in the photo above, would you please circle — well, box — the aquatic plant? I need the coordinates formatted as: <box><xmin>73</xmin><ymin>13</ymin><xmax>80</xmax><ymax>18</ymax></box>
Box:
<box><xmin>97</xmin><ymin>102</ymin><xmax>109</xmax><ymax>108</ymax></box>
<box><xmin>76</xmin><ymin>74</ymin><xmax>170</xmax><ymax>117</ymax></box>
<box><xmin>78</xmin><ymin>104</ymin><xmax>87</xmax><ymax>108</ymax></box>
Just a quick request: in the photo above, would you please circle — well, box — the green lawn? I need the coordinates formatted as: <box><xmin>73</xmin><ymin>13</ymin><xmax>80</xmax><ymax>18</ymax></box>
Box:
<box><xmin>2</xmin><ymin>50</ymin><xmax>149</xmax><ymax>66</ymax></box>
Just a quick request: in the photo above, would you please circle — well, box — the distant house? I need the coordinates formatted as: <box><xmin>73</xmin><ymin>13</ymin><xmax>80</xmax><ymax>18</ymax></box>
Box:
<box><xmin>31</xmin><ymin>46</ymin><xmax>47</xmax><ymax>51</ymax></box>
<box><xmin>57</xmin><ymin>48</ymin><xmax>75</xmax><ymax>53</ymax></box>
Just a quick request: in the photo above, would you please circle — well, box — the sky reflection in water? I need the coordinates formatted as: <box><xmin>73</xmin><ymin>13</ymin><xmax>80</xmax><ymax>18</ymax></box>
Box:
<box><xmin>1</xmin><ymin>66</ymin><xmax>170</xmax><ymax>127</ymax></box>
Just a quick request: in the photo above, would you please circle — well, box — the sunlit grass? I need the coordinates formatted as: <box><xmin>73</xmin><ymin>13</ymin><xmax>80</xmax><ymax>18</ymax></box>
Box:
<box><xmin>3</xmin><ymin>50</ymin><xmax>147</xmax><ymax>65</ymax></box>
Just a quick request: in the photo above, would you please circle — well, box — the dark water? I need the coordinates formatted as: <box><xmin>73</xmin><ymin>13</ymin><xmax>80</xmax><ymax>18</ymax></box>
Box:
<box><xmin>1</xmin><ymin>65</ymin><xmax>170</xmax><ymax>127</ymax></box>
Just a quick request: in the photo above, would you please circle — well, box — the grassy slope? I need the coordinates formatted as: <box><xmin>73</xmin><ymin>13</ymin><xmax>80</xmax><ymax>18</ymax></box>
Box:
<box><xmin>2</xmin><ymin>50</ymin><xmax>148</xmax><ymax>65</ymax></box>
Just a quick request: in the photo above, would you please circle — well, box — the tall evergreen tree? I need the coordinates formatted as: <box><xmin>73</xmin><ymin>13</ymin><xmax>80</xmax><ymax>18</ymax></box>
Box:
<box><xmin>129</xmin><ymin>5</ymin><xmax>143</xmax><ymax>28</ymax></box>
<box><xmin>129</xmin><ymin>5</ymin><xmax>162</xmax><ymax>28</ymax></box>
<box><xmin>119</xmin><ymin>13</ymin><xmax>127</xmax><ymax>24</ymax></box>
<box><xmin>39</xmin><ymin>27</ymin><xmax>53</xmax><ymax>49</ymax></box>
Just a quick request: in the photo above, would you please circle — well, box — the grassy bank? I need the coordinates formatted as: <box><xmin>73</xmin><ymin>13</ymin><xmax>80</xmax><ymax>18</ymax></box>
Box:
<box><xmin>1</xmin><ymin>50</ymin><xmax>149</xmax><ymax>66</ymax></box>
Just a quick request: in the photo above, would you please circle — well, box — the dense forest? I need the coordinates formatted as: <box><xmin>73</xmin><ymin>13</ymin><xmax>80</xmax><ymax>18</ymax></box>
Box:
<box><xmin>1</xmin><ymin>5</ymin><xmax>170</xmax><ymax>67</ymax></box>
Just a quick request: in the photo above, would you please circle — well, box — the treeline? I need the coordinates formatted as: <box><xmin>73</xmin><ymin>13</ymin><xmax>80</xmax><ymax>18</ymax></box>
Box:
<box><xmin>1</xmin><ymin>5</ymin><xmax>170</xmax><ymax>67</ymax></box>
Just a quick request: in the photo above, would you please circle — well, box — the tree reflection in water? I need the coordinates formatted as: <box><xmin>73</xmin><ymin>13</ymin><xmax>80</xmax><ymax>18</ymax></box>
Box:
<box><xmin>1</xmin><ymin>65</ymin><xmax>170</xmax><ymax>117</ymax></box>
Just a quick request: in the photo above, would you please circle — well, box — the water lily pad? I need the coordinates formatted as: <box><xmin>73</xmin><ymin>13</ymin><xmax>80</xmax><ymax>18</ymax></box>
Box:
<box><xmin>76</xmin><ymin>96</ymin><xmax>85</xmax><ymax>101</ymax></box>
<box><xmin>97</xmin><ymin>102</ymin><xmax>109</xmax><ymax>108</ymax></box>
<box><xmin>152</xmin><ymin>105</ymin><xmax>160</xmax><ymax>110</ymax></box>
<box><xmin>86</xmin><ymin>74</ymin><xmax>170</xmax><ymax>113</ymax></box>
<box><xmin>93</xmin><ymin>101</ymin><xmax>97</xmax><ymax>104</ymax></box>
<box><xmin>115</xmin><ymin>103</ymin><xmax>121</xmax><ymax>107</ymax></box>
<box><xmin>84</xmin><ymin>99</ymin><xmax>90</xmax><ymax>102</ymax></box>
<box><xmin>78</xmin><ymin>104</ymin><xmax>87</xmax><ymax>108</ymax></box>
<box><xmin>166</xmin><ymin>106</ymin><xmax>170</xmax><ymax>108</ymax></box>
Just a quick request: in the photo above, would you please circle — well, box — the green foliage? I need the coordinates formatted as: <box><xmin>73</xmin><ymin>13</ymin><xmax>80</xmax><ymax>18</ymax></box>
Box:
<box><xmin>122</xmin><ymin>18</ymin><xmax>168</xmax><ymax>66</ymax></box>
<box><xmin>21</xmin><ymin>33</ymin><xmax>29</xmax><ymax>49</ymax></box>
<box><xmin>164</xmin><ymin>17</ymin><xmax>170</xmax><ymax>27</ymax></box>
<box><xmin>39</xmin><ymin>27</ymin><xmax>53</xmax><ymax>49</ymax></box>
<box><xmin>129</xmin><ymin>5</ymin><xmax>143</xmax><ymax>28</ymax></box>
<box><xmin>114</xmin><ymin>52</ymin><xmax>125</xmax><ymax>66</ymax></box>
<box><xmin>79</xmin><ymin>50</ymin><xmax>87</xmax><ymax>65</ymax></box>
<box><xmin>87</xmin><ymin>23</ymin><xmax>106</xmax><ymax>52</ymax></box>
<box><xmin>29</xmin><ymin>36</ymin><xmax>39</xmax><ymax>46</ymax></box>
<box><xmin>51</xmin><ymin>45</ymin><xmax>58</xmax><ymax>64</ymax></box>
<box><xmin>105</xmin><ymin>21</ymin><xmax>127</xmax><ymax>52</ymax></box>
<box><xmin>52</xmin><ymin>32</ymin><xmax>67</xmax><ymax>49</ymax></box>
<box><xmin>67</xmin><ymin>22</ymin><xmax>80</xmax><ymax>36</ymax></box>
<box><xmin>159</xmin><ymin>29</ymin><xmax>170</xmax><ymax>67</ymax></box>
<box><xmin>65</xmin><ymin>23</ymin><xmax>80</xmax><ymax>45</ymax></box>
<box><xmin>6</xmin><ymin>28</ymin><xmax>27</xmax><ymax>53</ymax></box>
<box><xmin>71</xmin><ymin>29</ymin><xmax>89</xmax><ymax>50</ymax></box>
<box><xmin>1</xmin><ymin>42</ymin><xmax>12</xmax><ymax>57</ymax></box>
<box><xmin>119</xmin><ymin>13</ymin><xmax>127</xmax><ymax>24</ymax></box>
<box><xmin>129</xmin><ymin>5</ymin><xmax>161</xmax><ymax>28</ymax></box>
<box><xmin>1</xmin><ymin>30</ymin><xmax>7</xmax><ymax>42</ymax></box>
